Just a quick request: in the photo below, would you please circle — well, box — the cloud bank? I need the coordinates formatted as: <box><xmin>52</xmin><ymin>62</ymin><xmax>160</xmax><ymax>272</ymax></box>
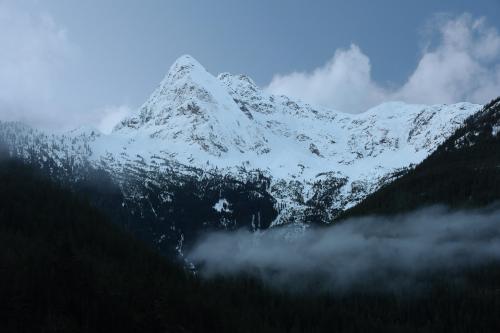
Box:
<box><xmin>189</xmin><ymin>206</ymin><xmax>500</xmax><ymax>293</ymax></box>
<box><xmin>0</xmin><ymin>1</ymin><xmax>73</xmax><ymax>127</ymax></box>
<box><xmin>267</xmin><ymin>14</ymin><xmax>500</xmax><ymax>113</ymax></box>
<box><xmin>0</xmin><ymin>2</ymin><xmax>132</xmax><ymax>132</ymax></box>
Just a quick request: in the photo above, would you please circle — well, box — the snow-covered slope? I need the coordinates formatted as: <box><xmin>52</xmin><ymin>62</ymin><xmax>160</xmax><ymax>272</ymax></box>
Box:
<box><xmin>106</xmin><ymin>55</ymin><xmax>480</xmax><ymax>223</ymax></box>
<box><xmin>0</xmin><ymin>55</ymin><xmax>482</xmax><ymax>232</ymax></box>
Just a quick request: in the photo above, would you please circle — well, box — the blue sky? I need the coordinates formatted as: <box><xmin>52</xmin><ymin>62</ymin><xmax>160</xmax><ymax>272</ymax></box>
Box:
<box><xmin>1</xmin><ymin>0</ymin><xmax>499</xmax><ymax>131</ymax></box>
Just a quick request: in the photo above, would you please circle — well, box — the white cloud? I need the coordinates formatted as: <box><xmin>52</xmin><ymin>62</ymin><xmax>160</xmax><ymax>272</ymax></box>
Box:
<box><xmin>267</xmin><ymin>14</ymin><xmax>500</xmax><ymax>113</ymax></box>
<box><xmin>398</xmin><ymin>14</ymin><xmax>500</xmax><ymax>105</ymax></box>
<box><xmin>267</xmin><ymin>45</ymin><xmax>387</xmax><ymax>113</ymax></box>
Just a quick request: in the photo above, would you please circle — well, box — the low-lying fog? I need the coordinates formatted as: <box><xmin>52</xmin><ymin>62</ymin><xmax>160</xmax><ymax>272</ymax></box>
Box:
<box><xmin>188</xmin><ymin>206</ymin><xmax>500</xmax><ymax>293</ymax></box>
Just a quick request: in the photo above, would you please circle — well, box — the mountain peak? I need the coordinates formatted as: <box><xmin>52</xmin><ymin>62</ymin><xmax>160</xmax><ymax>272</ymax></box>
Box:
<box><xmin>114</xmin><ymin>54</ymin><xmax>261</xmax><ymax>149</ymax></box>
<box><xmin>164</xmin><ymin>54</ymin><xmax>207</xmax><ymax>81</ymax></box>
<box><xmin>170</xmin><ymin>54</ymin><xmax>204</xmax><ymax>70</ymax></box>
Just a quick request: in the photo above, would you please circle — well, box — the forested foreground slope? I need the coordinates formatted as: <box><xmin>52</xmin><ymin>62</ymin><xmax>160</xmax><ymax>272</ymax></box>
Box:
<box><xmin>1</xmin><ymin>155</ymin><xmax>500</xmax><ymax>332</ymax></box>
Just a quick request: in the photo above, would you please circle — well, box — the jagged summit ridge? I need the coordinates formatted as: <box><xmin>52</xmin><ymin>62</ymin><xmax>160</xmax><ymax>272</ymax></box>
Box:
<box><xmin>114</xmin><ymin>55</ymin><xmax>267</xmax><ymax>156</ymax></box>
<box><xmin>116</xmin><ymin>55</ymin><xmax>234</xmax><ymax>125</ymax></box>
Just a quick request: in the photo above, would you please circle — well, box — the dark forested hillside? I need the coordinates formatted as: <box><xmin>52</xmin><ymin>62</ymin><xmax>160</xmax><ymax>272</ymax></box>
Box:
<box><xmin>2</xmin><ymin>149</ymin><xmax>500</xmax><ymax>332</ymax></box>
<box><xmin>0</xmin><ymin>159</ymin><xmax>194</xmax><ymax>332</ymax></box>
<box><xmin>342</xmin><ymin>97</ymin><xmax>500</xmax><ymax>218</ymax></box>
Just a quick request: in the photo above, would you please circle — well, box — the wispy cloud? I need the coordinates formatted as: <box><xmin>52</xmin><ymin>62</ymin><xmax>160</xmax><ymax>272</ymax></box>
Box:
<box><xmin>93</xmin><ymin>105</ymin><xmax>133</xmax><ymax>134</ymax></box>
<box><xmin>267</xmin><ymin>14</ymin><xmax>500</xmax><ymax>113</ymax></box>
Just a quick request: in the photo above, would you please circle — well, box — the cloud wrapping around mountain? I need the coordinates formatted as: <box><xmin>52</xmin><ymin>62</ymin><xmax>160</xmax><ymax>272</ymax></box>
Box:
<box><xmin>267</xmin><ymin>14</ymin><xmax>500</xmax><ymax>113</ymax></box>
<box><xmin>0</xmin><ymin>2</ymin><xmax>132</xmax><ymax>132</ymax></box>
<box><xmin>189</xmin><ymin>206</ymin><xmax>500</xmax><ymax>293</ymax></box>
<box><xmin>93</xmin><ymin>105</ymin><xmax>133</xmax><ymax>134</ymax></box>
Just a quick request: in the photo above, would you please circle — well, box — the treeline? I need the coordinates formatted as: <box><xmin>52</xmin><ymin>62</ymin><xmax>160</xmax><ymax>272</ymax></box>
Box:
<box><xmin>2</xmin><ymin>158</ymin><xmax>500</xmax><ymax>332</ymax></box>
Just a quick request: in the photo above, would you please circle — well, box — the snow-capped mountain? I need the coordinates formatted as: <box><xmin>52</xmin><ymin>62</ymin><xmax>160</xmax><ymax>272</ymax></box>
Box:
<box><xmin>111</xmin><ymin>55</ymin><xmax>480</xmax><ymax>221</ymax></box>
<box><xmin>0</xmin><ymin>55</ymin><xmax>482</xmax><ymax>254</ymax></box>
